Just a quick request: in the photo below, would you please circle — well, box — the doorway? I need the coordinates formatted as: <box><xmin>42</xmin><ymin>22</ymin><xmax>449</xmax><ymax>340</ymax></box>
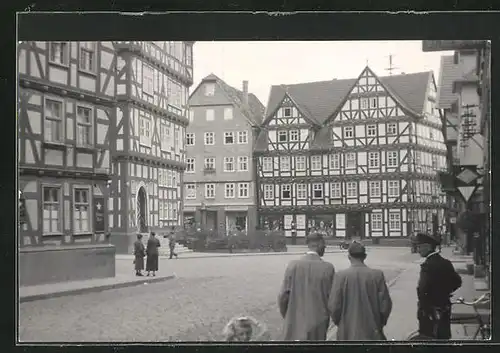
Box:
<box><xmin>137</xmin><ymin>186</ymin><xmax>148</xmax><ymax>233</ymax></box>
<box><xmin>346</xmin><ymin>212</ymin><xmax>365</xmax><ymax>240</ymax></box>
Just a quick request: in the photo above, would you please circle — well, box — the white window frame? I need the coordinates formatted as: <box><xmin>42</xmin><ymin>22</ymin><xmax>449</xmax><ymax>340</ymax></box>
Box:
<box><xmin>186</xmin><ymin>133</ymin><xmax>195</xmax><ymax>146</ymax></box>
<box><xmin>225</xmin><ymin>183</ymin><xmax>235</xmax><ymax>199</ymax></box>
<box><xmin>205</xmin><ymin>83</ymin><xmax>215</xmax><ymax>96</ymax></box>
<box><xmin>368</xmin><ymin>151</ymin><xmax>380</xmax><ymax>168</ymax></box>
<box><xmin>346</xmin><ymin>182</ymin><xmax>357</xmax><ymax>197</ymax></box>
<box><xmin>206</xmin><ymin>109</ymin><xmax>215</xmax><ymax>121</ymax></box>
<box><xmin>44</xmin><ymin>97</ymin><xmax>64</xmax><ymax>144</ymax></box>
<box><xmin>346</xmin><ymin>152</ymin><xmax>356</xmax><ymax>168</ymax></box>
<box><xmin>330</xmin><ymin>182</ymin><xmax>341</xmax><ymax>198</ymax></box>
<box><xmin>186</xmin><ymin>158</ymin><xmax>195</xmax><ymax>173</ymax></box>
<box><xmin>49</xmin><ymin>41</ymin><xmax>70</xmax><ymax>67</ymax></box>
<box><xmin>360</xmin><ymin>98</ymin><xmax>368</xmax><ymax>109</ymax></box>
<box><xmin>238</xmin><ymin>156</ymin><xmax>248</xmax><ymax>171</ymax></box>
<box><xmin>369</xmin><ymin>181</ymin><xmax>381</xmax><ymax>197</ymax></box>
<box><xmin>311</xmin><ymin>155</ymin><xmax>322</xmax><ymax>170</ymax></box>
<box><xmin>237</xmin><ymin>131</ymin><xmax>248</xmax><ymax>144</ymax></box>
<box><xmin>389</xmin><ymin>212</ymin><xmax>401</xmax><ymax>230</ymax></box>
<box><xmin>78</xmin><ymin>42</ymin><xmax>97</xmax><ymax>74</ymax></box>
<box><xmin>73</xmin><ymin>185</ymin><xmax>92</xmax><ymax>235</ymax></box>
<box><xmin>297</xmin><ymin>184</ymin><xmax>307</xmax><ymax>199</ymax></box>
<box><xmin>224</xmin><ymin>131</ymin><xmax>235</xmax><ymax>145</ymax></box>
<box><xmin>387</xmin><ymin>151</ymin><xmax>398</xmax><ymax>167</ymax></box>
<box><xmin>142</xmin><ymin>63</ymin><xmax>154</xmax><ymax>96</ymax></box>
<box><xmin>312</xmin><ymin>183</ymin><xmax>323</xmax><ymax>199</ymax></box>
<box><xmin>204</xmin><ymin>132</ymin><xmax>215</xmax><ymax>145</ymax></box>
<box><xmin>139</xmin><ymin>113</ymin><xmax>152</xmax><ymax>147</ymax></box>
<box><xmin>185</xmin><ymin>183</ymin><xmax>196</xmax><ymax>199</ymax></box>
<box><xmin>283</xmin><ymin>107</ymin><xmax>292</xmax><ymax>117</ymax></box>
<box><xmin>344</xmin><ymin>126</ymin><xmax>354</xmax><ymax>138</ymax></box>
<box><xmin>264</xmin><ymin>184</ymin><xmax>274</xmax><ymax>200</ymax></box>
<box><xmin>278</xmin><ymin>130</ymin><xmax>288</xmax><ymax>142</ymax></box>
<box><xmin>281</xmin><ymin>184</ymin><xmax>291</xmax><ymax>199</ymax></box>
<box><xmin>280</xmin><ymin>156</ymin><xmax>290</xmax><ymax>171</ymax></box>
<box><xmin>224</xmin><ymin>157</ymin><xmax>235</xmax><ymax>172</ymax></box>
<box><xmin>330</xmin><ymin>154</ymin><xmax>340</xmax><ymax>169</ymax></box>
<box><xmin>388</xmin><ymin>180</ymin><xmax>399</xmax><ymax>197</ymax></box>
<box><xmin>42</xmin><ymin>184</ymin><xmax>62</xmax><ymax>236</ymax></box>
<box><xmin>289</xmin><ymin>130</ymin><xmax>299</xmax><ymax>142</ymax></box>
<box><xmin>371</xmin><ymin>213</ymin><xmax>383</xmax><ymax>231</ymax></box>
<box><xmin>238</xmin><ymin>183</ymin><xmax>249</xmax><ymax>198</ymax></box>
<box><xmin>387</xmin><ymin>123</ymin><xmax>397</xmax><ymax>135</ymax></box>
<box><xmin>296</xmin><ymin>156</ymin><xmax>306</xmax><ymax>171</ymax></box>
<box><xmin>367</xmin><ymin>124</ymin><xmax>377</xmax><ymax>137</ymax></box>
<box><xmin>204</xmin><ymin>157</ymin><xmax>215</xmax><ymax>170</ymax></box>
<box><xmin>263</xmin><ymin>157</ymin><xmax>273</xmax><ymax>172</ymax></box>
<box><xmin>76</xmin><ymin>104</ymin><xmax>94</xmax><ymax>147</ymax></box>
<box><xmin>224</xmin><ymin>107</ymin><xmax>233</xmax><ymax>120</ymax></box>
<box><xmin>205</xmin><ymin>184</ymin><xmax>215</xmax><ymax>199</ymax></box>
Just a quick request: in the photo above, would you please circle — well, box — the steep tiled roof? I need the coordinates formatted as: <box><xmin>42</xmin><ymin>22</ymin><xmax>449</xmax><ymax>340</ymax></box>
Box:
<box><xmin>436</xmin><ymin>55</ymin><xmax>462</xmax><ymax>109</ymax></box>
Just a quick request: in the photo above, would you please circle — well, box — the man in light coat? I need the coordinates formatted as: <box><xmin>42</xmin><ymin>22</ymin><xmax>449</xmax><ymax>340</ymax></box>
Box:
<box><xmin>278</xmin><ymin>233</ymin><xmax>335</xmax><ymax>341</ymax></box>
<box><xmin>328</xmin><ymin>242</ymin><xmax>392</xmax><ymax>340</ymax></box>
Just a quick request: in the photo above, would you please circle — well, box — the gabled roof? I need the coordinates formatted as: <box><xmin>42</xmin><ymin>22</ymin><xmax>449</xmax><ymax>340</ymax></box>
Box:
<box><xmin>436</xmin><ymin>55</ymin><xmax>462</xmax><ymax>109</ymax></box>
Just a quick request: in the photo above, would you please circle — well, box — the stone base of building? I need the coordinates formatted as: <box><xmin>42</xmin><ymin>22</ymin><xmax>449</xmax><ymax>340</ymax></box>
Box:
<box><xmin>19</xmin><ymin>244</ymin><xmax>116</xmax><ymax>286</ymax></box>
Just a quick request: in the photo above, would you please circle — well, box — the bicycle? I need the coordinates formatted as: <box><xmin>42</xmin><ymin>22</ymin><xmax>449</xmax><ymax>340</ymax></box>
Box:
<box><xmin>406</xmin><ymin>293</ymin><xmax>491</xmax><ymax>341</ymax></box>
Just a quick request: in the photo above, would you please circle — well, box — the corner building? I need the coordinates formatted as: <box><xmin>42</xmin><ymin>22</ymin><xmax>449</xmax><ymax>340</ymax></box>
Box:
<box><xmin>254</xmin><ymin>67</ymin><xmax>448</xmax><ymax>244</ymax></box>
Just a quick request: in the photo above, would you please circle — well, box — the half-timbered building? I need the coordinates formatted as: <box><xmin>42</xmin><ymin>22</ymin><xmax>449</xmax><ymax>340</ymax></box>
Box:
<box><xmin>18</xmin><ymin>41</ymin><xmax>116</xmax><ymax>285</ymax></box>
<box><xmin>254</xmin><ymin>67</ymin><xmax>448</xmax><ymax>243</ymax></box>
<box><xmin>110</xmin><ymin>41</ymin><xmax>194</xmax><ymax>253</ymax></box>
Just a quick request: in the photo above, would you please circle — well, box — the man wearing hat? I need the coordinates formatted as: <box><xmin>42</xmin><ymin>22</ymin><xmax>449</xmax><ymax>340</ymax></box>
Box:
<box><xmin>277</xmin><ymin>232</ymin><xmax>335</xmax><ymax>341</ymax></box>
<box><xmin>328</xmin><ymin>241</ymin><xmax>392</xmax><ymax>340</ymax></box>
<box><xmin>415</xmin><ymin>232</ymin><xmax>462</xmax><ymax>339</ymax></box>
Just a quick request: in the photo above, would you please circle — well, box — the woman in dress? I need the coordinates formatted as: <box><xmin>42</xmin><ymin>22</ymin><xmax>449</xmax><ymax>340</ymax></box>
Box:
<box><xmin>146</xmin><ymin>231</ymin><xmax>161</xmax><ymax>276</ymax></box>
<box><xmin>133</xmin><ymin>233</ymin><xmax>146</xmax><ymax>276</ymax></box>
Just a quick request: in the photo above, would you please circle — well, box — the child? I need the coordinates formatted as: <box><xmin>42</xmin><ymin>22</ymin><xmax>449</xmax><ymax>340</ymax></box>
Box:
<box><xmin>222</xmin><ymin>316</ymin><xmax>271</xmax><ymax>342</ymax></box>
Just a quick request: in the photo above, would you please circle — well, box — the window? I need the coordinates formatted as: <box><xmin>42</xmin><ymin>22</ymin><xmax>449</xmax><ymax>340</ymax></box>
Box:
<box><xmin>360</xmin><ymin>98</ymin><xmax>368</xmax><ymax>109</ymax></box>
<box><xmin>224</xmin><ymin>107</ymin><xmax>233</xmax><ymax>120</ymax></box>
<box><xmin>283</xmin><ymin>107</ymin><xmax>292</xmax><ymax>117</ymax></box>
<box><xmin>185</xmin><ymin>184</ymin><xmax>196</xmax><ymax>199</ymax></box>
<box><xmin>186</xmin><ymin>158</ymin><xmax>195</xmax><ymax>173</ymax></box>
<box><xmin>289</xmin><ymin>130</ymin><xmax>299</xmax><ymax>142</ymax></box>
<box><xmin>388</xmin><ymin>180</ymin><xmax>399</xmax><ymax>197</ymax></box>
<box><xmin>205</xmin><ymin>83</ymin><xmax>215</xmax><ymax>96</ymax></box>
<box><xmin>44</xmin><ymin>98</ymin><xmax>64</xmax><ymax>143</ymax></box>
<box><xmin>160</xmin><ymin>121</ymin><xmax>171</xmax><ymax>146</ymax></box>
<box><xmin>204</xmin><ymin>132</ymin><xmax>214</xmax><ymax>145</ymax></box>
<box><xmin>281</xmin><ymin>184</ymin><xmax>291</xmax><ymax>199</ymax></box>
<box><xmin>238</xmin><ymin>183</ymin><xmax>249</xmax><ymax>198</ymax></box>
<box><xmin>367</xmin><ymin>125</ymin><xmax>377</xmax><ymax>137</ymax></box>
<box><xmin>42</xmin><ymin>186</ymin><xmax>62</xmax><ymax>235</ymax></box>
<box><xmin>371</xmin><ymin>213</ymin><xmax>383</xmax><ymax>231</ymax></box>
<box><xmin>278</xmin><ymin>131</ymin><xmax>288</xmax><ymax>142</ymax></box>
<box><xmin>313</xmin><ymin>184</ymin><xmax>323</xmax><ymax>199</ymax></box>
<box><xmin>139</xmin><ymin>115</ymin><xmax>151</xmax><ymax>146</ymax></box>
<box><xmin>73</xmin><ymin>187</ymin><xmax>91</xmax><ymax>234</ymax></box>
<box><xmin>238</xmin><ymin>156</ymin><xmax>248</xmax><ymax>171</ymax></box>
<box><xmin>174</xmin><ymin>127</ymin><xmax>180</xmax><ymax>150</ymax></box>
<box><xmin>224</xmin><ymin>157</ymin><xmax>235</xmax><ymax>172</ymax></box>
<box><xmin>296</xmin><ymin>156</ymin><xmax>306</xmax><ymax>171</ymax></box>
<box><xmin>205</xmin><ymin>184</ymin><xmax>215</xmax><ymax>198</ymax></box>
<box><xmin>159</xmin><ymin>202</ymin><xmax>164</xmax><ymax>219</ymax></box>
<box><xmin>370</xmin><ymin>97</ymin><xmax>378</xmax><ymax>109</ymax></box>
<box><xmin>142</xmin><ymin>64</ymin><xmax>154</xmax><ymax>95</ymax></box>
<box><xmin>346</xmin><ymin>182</ymin><xmax>357</xmax><ymax>197</ymax></box>
<box><xmin>264</xmin><ymin>185</ymin><xmax>274</xmax><ymax>200</ymax></box>
<box><xmin>369</xmin><ymin>181</ymin><xmax>381</xmax><ymax>197</ymax></box>
<box><xmin>329</xmin><ymin>154</ymin><xmax>340</xmax><ymax>169</ymax></box>
<box><xmin>238</xmin><ymin>131</ymin><xmax>248</xmax><ymax>144</ymax></box>
<box><xmin>225</xmin><ymin>183</ymin><xmax>235</xmax><ymax>198</ymax></box>
<box><xmin>429</xmin><ymin>128</ymin><xmax>434</xmax><ymax>139</ymax></box>
<box><xmin>330</xmin><ymin>182</ymin><xmax>341</xmax><ymax>198</ymax></box>
<box><xmin>188</xmin><ymin>110</ymin><xmax>194</xmax><ymax>123</ymax></box>
<box><xmin>186</xmin><ymin>133</ymin><xmax>195</xmax><ymax>146</ymax></box>
<box><xmin>368</xmin><ymin>152</ymin><xmax>380</xmax><ymax>168</ymax></box>
<box><xmin>431</xmin><ymin>155</ymin><xmax>438</xmax><ymax>169</ymax></box>
<box><xmin>297</xmin><ymin>184</ymin><xmax>307</xmax><ymax>199</ymax></box>
<box><xmin>49</xmin><ymin>42</ymin><xmax>69</xmax><ymax>66</ymax></box>
<box><xmin>344</xmin><ymin>126</ymin><xmax>354</xmax><ymax>138</ymax></box>
<box><xmin>224</xmin><ymin>132</ymin><xmax>235</xmax><ymax>144</ymax></box>
<box><xmin>387</xmin><ymin>123</ymin><xmax>397</xmax><ymax>135</ymax></box>
<box><xmin>206</xmin><ymin>109</ymin><xmax>215</xmax><ymax>121</ymax></box>
<box><xmin>389</xmin><ymin>212</ymin><xmax>401</xmax><ymax>230</ymax></box>
<box><xmin>204</xmin><ymin>157</ymin><xmax>215</xmax><ymax>170</ymax></box>
<box><xmin>79</xmin><ymin>42</ymin><xmax>96</xmax><ymax>73</ymax></box>
<box><xmin>346</xmin><ymin>153</ymin><xmax>356</xmax><ymax>168</ymax></box>
<box><xmin>387</xmin><ymin>151</ymin><xmax>398</xmax><ymax>167</ymax></box>
<box><xmin>263</xmin><ymin>157</ymin><xmax>273</xmax><ymax>171</ymax></box>
<box><xmin>311</xmin><ymin>155</ymin><xmax>322</xmax><ymax>170</ymax></box>
<box><xmin>280</xmin><ymin>156</ymin><xmax>290</xmax><ymax>171</ymax></box>
<box><xmin>76</xmin><ymin>106</ymin><xmax>93</xmax><ymax>147</ymax></box>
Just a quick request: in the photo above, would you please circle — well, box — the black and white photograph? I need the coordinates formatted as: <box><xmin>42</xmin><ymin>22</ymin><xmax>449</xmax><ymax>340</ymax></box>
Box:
<box><xmin>17</xmin><ymin>36</ymin><xmax>491</xmax><ymax>342</ymax></box>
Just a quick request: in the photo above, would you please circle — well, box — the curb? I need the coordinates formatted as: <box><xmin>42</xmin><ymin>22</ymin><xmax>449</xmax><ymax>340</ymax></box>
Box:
<box><xmin>19</xmin><ymin>274</ymin><xmax>176</xmax><ymax>303</ymax></box>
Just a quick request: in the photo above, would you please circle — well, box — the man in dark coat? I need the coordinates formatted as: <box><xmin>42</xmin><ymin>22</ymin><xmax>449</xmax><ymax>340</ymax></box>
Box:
<box><xmin>416</xmin><ymin>232</ymin><xmax>462</xmax><ymax>339</ymax></box>
<box><xmin>133</xmin><ymin>233</ymin><xmax>146</xmax><ymax>276</ymax></box>
<box><xmin>278</xmin><ymin>232</ymin><xmax>335</xmax><ymax>341</ymax></box>
<box><xmin>169</xmin><ymin>226</ymin><xmax>178</xmax><ymax>259</ymax></box>
<box><xmin>146</xmin><ymin>231</ymin><xmax>161</xmax><ymax>276</ymax></box>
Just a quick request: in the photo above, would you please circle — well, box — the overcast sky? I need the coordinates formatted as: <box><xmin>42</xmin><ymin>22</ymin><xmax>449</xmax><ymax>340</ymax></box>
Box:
<box><xmin>191</xmin><ymin>41</ymin><xmax>453</xmax><ymax>106</ymax></box>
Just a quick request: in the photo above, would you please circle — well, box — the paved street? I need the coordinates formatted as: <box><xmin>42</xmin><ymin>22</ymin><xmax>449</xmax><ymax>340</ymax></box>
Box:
<box><xmin>19</xmin><ymin>247</ymin><xmax>417</xmax><ymax>342</ymax></box>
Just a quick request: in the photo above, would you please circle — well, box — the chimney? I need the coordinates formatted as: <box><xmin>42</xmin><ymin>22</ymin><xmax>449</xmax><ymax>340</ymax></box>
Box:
<box><xmin>242</xmin><ymin>80</ymin><xmax>249</xmax><ymax>106</ymax></box>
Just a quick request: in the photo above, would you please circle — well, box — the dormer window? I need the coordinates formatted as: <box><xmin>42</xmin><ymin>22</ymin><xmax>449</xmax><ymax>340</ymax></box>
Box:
<box><xmin>278</xmin><ymin>130</ymin><xmax>288</xmax><ymax>142</ymax></box>
<box><xmin>283</xmin><ymin>107</ymin><xmax>292</xmax><ymax>117</ymax></box>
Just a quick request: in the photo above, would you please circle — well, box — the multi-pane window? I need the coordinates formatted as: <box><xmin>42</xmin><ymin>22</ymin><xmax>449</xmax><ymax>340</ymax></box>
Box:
<box><xmin>278</xmin><ymin>130</ymin><xmax>288</xmax><ymax>142</ymax></box>
<box><xmin>344</xmin><ymin>126</ymin><xmax>354</xmax><ymax>138</ymax></box>
<box><xmin>224</xmin><ymin>107</ymin><xmax>233</xmax><ymax>120</ymax></box>
<box><xmin>369</xmin><ymin>181</ymin><xmax>381</xmax><ymax>197</ymax></box>
<box><xmin>204</xmin><ymin>157</ymin><xmax>215</xmax><ymax>170</ymax></box>
<box><xmin>204</xmin><ymin>132</ymin><xmax>215</xmax><ymax>145</ymax></box>
<box><xmin>238</xmin><ymin>156</ymin><xmax>248</xmax><ymax>171</ymax></box>
<box><xmin>289</xmin><ymin>130</ymin><xmax>299</xmax><ymax>142</ymax></box>
<box><xmin>238</xmin><ymin>131</ymin><xmax>248</xmax><ymax>144</ymax></box>
<box><xmin>42</xmin><ymin>186</ymin><xmax>62</xmax><ymax>235</ymax></box>
<box><xmin>281</xmin><ymin>184</ymin><xmax>291</xmax><ymax>199</ymax></box>
<box><xmin>224</xmin><ymin>132</ymin><xmax>235</xmax><ymax>144</ymax></box>
<box><xmin>263</xmin><ymin>157</ymin><xmax>273</xmax><ymax>172</ymax></box>
<box><xmin>346</xmin><ymin>153</ymin><xmax>356</xmax><ymax>168</ymax></box>
<box><xmin>330</xmin><ymin>154</ymin><xmax>340</xmax><ymax>169</ymax></box>
<box><xmin>387</xmin><ymin>151</ymin><xmax>398</xmax><ymax>167</ymax></box>
<box><xmin>160</xmin><ymin>122</ymin><xmax>171</xmax><ymax>146</ymax></box>
<box><xmin>346</xmin><ymin>182</ymin><xmax>357</xmax><ymax>197</ymax></box>
<box><xmin>185</xmin><ymin>184</ymin><xmax>196</xmax><ymax>199</ymax></box>
<box><xmin>225</xmin><ymin>183</ymin><xmax>235</xmax><ymax>198</ymax></box>
<box><xmin>186</xmin><ymin>133</ymin><xmax>195</xmax><ymax>146</ymax></box>
<box><xmin>296</xmin><ymin>156</ymin><xmax>306</xmax><ymax>171</ymax></box>
<box><xmin>388</xmin><ymin>180</ymin><xmax>399</xmax><ymax>197</ymax></box>
<box><xmin>330</xmin><ymin>182</ymin><xmax>341</xmax><ymax>198</ymax></box>
<box><xmin>139</xmin><ymin>115</ymin><xmax>151</xmax><ymax>146</ymax></box>
<box><xmin>205</xmin><ymin>184</ymin><xmax>215</xmax><ymax>198</ymax></box>
<box><xmin>238</xmin><ymin>183</ymin><xmax>249</xmax><ymax>198</ymax></box>
<box><xmin>79</xmin><ymin>42</ymin><xmax>96</xmax><ymax>73</ymax></box>
<box><xmin>73</xmin><ymin>187</ymin><xmax>91</xmax><ymax>234</ymax></box>
<box><xmin>368</xmin><ymin>152</ymin><xmax>380</xmax><ymax>167</ymax></box>
<box><xmin>49</xmin><ymin>42</ymin><xmax>69</xmax><ymax>66</ymax></box>
<box><xmin>264</xmin><ymin>185</ymin><xmax>274</xmax><ymax>200</ymax></box>
<box><xmin>142</xmin><ymin>64</ymin><xmax>154</xmax><ymax>95</ymax></box>
<box><xmin>431</xmin><ymin>155</ymin><xmax>438</xmax><ymax>169</ymax></box>
<box><xmin>311</xmin><ymin>156</ymin><xmax>322</xmax><ymax>170</ymax></box>
<box><xmin>360</xmin><ymin>98</ymin><xmax>368</xmax><ymax>109</ymax></box>
<box><xmin>313</xmin><ymin>184</ymin><xmax>323</xmax><ymax>199</ymax></box>
<box><xmin>280</xmin><ymin>156</ymin><xmax>290</xmax><ymax>171</ymax></box>
<box><xmin>44</xmin><ymin>98</ymin><xmax>64</xmax><ymax>143</ymax></box>
<box><xmin>297</xmin><ymin>184</ymin><xmax>307</xmax><ymax>199</ymax></box>
<box><xmin>206</xmin><ymin>109</ymin><xmax>215</xmax><ymax>121</ymax></box>
<box><xmin>387</xmin><ymin>123</ymin><xmax>397</xmax><ymax>135</ymax></box>
<box><xmin>159</xmin><ymin>202</ymin><xmax>164</xmax><ymax>219</ymax></box>
<box><xmin>389</xmin><ymin>212</ymin><xmax>401</xmax><ymax>230</ymax></box>
<box><xmin>186</xmin><ymin>158</ymin><xmax>195</xmax><ymax>173</ymax></box>
<box><xmin>367</xmin><ymin>125</ymin><xmax>377</xmax><ymax>137</ymax></box>
<box><xmin>371</xmin><ymin>213</ymin><xmax>383</xmax><ymax>231</ymax></box>
<box><xmin>224</xmin><ymin>157</ymin><xmax>235</xmax><ymax>172</ymax></box>
<box><xmin>76</xmin><ymin>106</ymin><xmax>93</xmax><ymax>147</ymax></box>
<box><xmin>205</xmin><ymin>83</ymin><xmax>215</xmax><ymax>96</ymax></box>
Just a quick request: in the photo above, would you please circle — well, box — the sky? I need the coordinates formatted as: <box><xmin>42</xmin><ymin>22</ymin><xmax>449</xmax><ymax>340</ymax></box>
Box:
<box><xmin>191</xmin><ymin>41</ymin><xmax>454</xmax><ymax>106</ymax></box>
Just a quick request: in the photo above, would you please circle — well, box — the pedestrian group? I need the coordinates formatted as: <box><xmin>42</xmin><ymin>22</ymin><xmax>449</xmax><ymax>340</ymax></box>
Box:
<box><xmin>133</xmin><ymin>227</ymin><xmax>179</xmax><ymax>277</ymax></box>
